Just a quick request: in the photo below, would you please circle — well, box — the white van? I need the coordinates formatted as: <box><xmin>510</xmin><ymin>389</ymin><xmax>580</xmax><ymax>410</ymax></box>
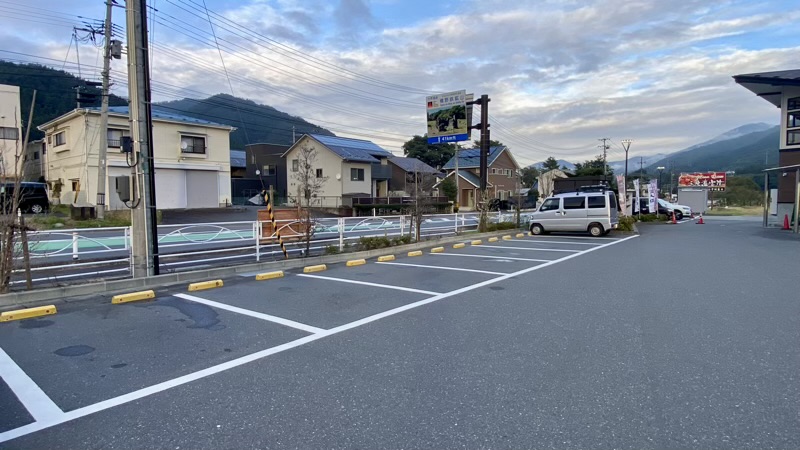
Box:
<box><xmin>529</xmin><ymin>188</ymin><xmax>619</xmax><ymax>236</ymax></box>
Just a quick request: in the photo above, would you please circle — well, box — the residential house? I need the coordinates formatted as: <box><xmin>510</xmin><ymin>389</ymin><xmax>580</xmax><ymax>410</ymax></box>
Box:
<box><xmin>0</xmin><ymin>84</ymin><xmax>22</xmax><ymax>178</ymax></box>
<box><xmin>38</xmin><ymin>106</ymin><xmax>234</xmax><ymax>210</ymax></box>
<box><xmin>440</xmin><ymin>146</ymin><xmax>522</xmax><ymax>209</ymax></box>
<box><xmin>282</xmin><ymin>134</ymin><xmax>393</xmax><ymax>207</ymax></box>
<box><xmin>387</xmin><ymin>156</ymin><xmax>439</xmax><ymax>195</ymax></box>
<box><xmin>734</xmin><ymin>70</ymin><xmax>800</xmax><ymax>228</ymax></box>
<box><xmin>23</xmin><ymin>139</ymin><xmax>45</xmax><ymax>182</ymax></box>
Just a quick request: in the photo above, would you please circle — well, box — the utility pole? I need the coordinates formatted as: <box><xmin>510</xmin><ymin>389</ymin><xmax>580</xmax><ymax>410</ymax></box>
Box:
<box><xmin>95</xmin><ymin>0</ymin><xmax>114</xmax><ymax>220</ymax></box>
<box><xmin>467</xmin><ymin>95</ymin><xmax>490</xmax><ymax>231</ymax></box>
<box><xmin>598</xmin><ymin>138</ymin><xmax>610</xmax><ymax>177</ymax></box>
<box><xmin>621</xmin><ymin>139</ymin><xmax>632</xmax><ymax>188</ymax></box>
<box><xmin>454</xmin><ymin>145</ymin><xmax>460</xmax><ymax>210</ymax></box>
<box><xmin>126</xmin><ymin>0</ymin><xmax>159</xmax><ymax>277</ymax></box>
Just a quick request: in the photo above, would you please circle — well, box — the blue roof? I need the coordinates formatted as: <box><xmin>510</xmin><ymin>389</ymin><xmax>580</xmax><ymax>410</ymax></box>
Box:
<box><xmin>442</xmin><ymin>146</ymin><xmax>507</xmax><ymax>170</ymax></box>
<box><xmin>90</xmin><ymin>106</ymin><xmax>231</xmax><ymax>128</ymax></box>
<box><xmin>230</xmin><ymin>150</ymin><xmax>246</xmax><ymax>168</ymax></box>
<box><xmin>388</xmin><ymin>157</ymin><xmax>438</xmax><ymax>174</ymax></box>
<box><xmin>311</xmin><ymin>134</ymin><xmax>393</xmax><ymax>163</ymax></box>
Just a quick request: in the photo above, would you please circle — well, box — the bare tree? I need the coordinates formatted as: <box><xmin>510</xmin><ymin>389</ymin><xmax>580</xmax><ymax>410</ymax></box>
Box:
<box><xmin>291</xmin><ymin>145</ymin><xmax>328</xmax><ymax>255</ymax></box>
<box><xmin>407</xmin><ymin>161</ymin><xmax>438</xmax><ymax>242</ymax></box>
<box><xmin>0</xmin><ymin>91</ymin><xmax>36</xmax><ymax>292</ymax></box>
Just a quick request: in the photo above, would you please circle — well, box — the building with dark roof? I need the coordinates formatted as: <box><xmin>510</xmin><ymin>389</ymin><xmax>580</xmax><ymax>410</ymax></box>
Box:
<box><xmin>439</xmin><ymin>146</ymin><xmax>521</xmax><ymax>209</ymax></box>
<box><xmin>734</xmin><ymin>69</ymin><xmax>800</xmax><ymax>230</ymax></box>
<box><xmin>282</xmin><ymin>134</ymin><xmax>395</xmax><ymax>206</ymax></box>
<box><xmin>37</xmin><ymin>106</ymin><xmax>234</xmax><ymax>210</ymax></box>
<box><xmin>387</xmin><ymin>157</ymin><xmax>439</xmax><ymax>195</ymax></box>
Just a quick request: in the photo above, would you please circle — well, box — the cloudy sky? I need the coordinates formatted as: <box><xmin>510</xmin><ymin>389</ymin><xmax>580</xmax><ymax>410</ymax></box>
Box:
<box><xmin>1</xmin><ymin>0</ymin><xmax>798</xmax><ymax>165</ymax></box>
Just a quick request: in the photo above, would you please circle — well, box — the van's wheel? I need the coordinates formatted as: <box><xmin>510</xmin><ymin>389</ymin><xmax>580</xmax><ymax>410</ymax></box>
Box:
<box><xmin>588</xmin><ymin>223</ymin><xmax>604</xmax><ymax>237</ymax></box>
<box><xmin>29</xmin><ymin>204</ymin><xmax>45</xmax><ymax>214</ymax></box>
<box><xmin>530</xmin><ymin>223</ymin><xmax>544</xmax><ymax>235</ymax></box>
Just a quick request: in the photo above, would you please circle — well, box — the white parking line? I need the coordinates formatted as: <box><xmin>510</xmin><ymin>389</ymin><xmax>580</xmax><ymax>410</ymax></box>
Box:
<box><xmin>174</xmin><ymin>293</ymin><xmax>325</xmax><ymax>334</ymax></box>
<box><xmin>478</xmin><ymin>245</ymin><xmax>581</xmax><ymax>252</ymax></box>
<box><xmin>297</xmin><ymin>273</ymin><xmax>442</xmax><ymax>296</ymax></box>
<box><xmin>0</xmin><ymin>346</ymin><xmax>64</xmax><ymax>423</ymax></box>
<box><xmin>432</xmin><ymin>253</ymin><xmax>551</xmax><ymax>262</ymax></box>
<box><xmin>509</xmin><ymin>240</ymin><xmax>600</xmax><ymax>246</ymax></box>
<box><xmin>0</xmin><ymin>235</ymin><xmax>639</xmax><ymax>444</ymax></box>
<box><xmin>376</xmin><ymin>261</ymin><xmax>507</xmax><ymax>276</ymax></box>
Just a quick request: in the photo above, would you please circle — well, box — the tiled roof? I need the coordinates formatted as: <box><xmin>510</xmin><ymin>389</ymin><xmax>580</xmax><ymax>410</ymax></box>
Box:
<box><xmin>388</xmin><ymin>157</ymin><xmax>438</xmax><ymax>174</ymax></box>
<box><xmin>442</xmin><ymin>146</ymin><xmax>506</xmax><ymax>170</ymax></box>
<box><xmin>311</xmin><ymin>134</ymin><xmax>393</xmax><ymax>163</ymax></box>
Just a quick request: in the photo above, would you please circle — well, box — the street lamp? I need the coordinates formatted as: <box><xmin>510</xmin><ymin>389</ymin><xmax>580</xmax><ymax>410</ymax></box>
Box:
<box><xmin>657</xmin><ymin>166</ymin><xmax>665</xmax><ymax>195</ymax></box>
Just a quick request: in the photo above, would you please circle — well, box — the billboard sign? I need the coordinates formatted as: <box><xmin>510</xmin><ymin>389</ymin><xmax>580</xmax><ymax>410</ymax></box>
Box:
<box><xmin>678</xmin><ymin>172</ymin><xmax>727</xmax><ymax>189</ymax></box>
<box><xmin>426</xmin><ymin>90</ymin><xmax>469</xmax><ymax>144</ymax></box>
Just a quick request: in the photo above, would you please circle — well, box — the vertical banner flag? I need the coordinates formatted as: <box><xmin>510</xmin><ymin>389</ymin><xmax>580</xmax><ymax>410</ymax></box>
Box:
<box><xmin>633</xmin><ymin>179</ymin><xmax>640</xmax><ymax>213</ymax></box>
<box><xmin>616</xmin><ymin>175</ymin><xmax>627</xmax><ymax>215</ymax></box>
<box><xmin>648</xmin><ymin>179</ymin><xmax>658</xmax><ymax>215</ymax></box>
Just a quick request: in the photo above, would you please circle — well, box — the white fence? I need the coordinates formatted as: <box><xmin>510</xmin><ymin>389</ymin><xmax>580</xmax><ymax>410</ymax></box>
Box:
<box><xmin>9</xmin><ymin>211</ymin><xmax>528</xmax><ymax>286</ymax></box>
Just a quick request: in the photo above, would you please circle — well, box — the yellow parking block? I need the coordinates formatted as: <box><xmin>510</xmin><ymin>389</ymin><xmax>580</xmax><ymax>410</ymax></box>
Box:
<box><xmin>453</xmin><ymin>243</ymin><xmax>466</xmax><ymax>249</ymax></box>
<box><xmin>303</xmin><ymin>264</ymin><xmax>327</xmax><ymax>273</ymax></box>
<box><xmin>0</xmin><ymin>305</ymin><xmax>57</xmax><ymax>322</ymax></box>
<box><xmin>188</xmin><ymin>280</ymin><xmax>224</xmax><ymax>291</ymax></box>
<box><xmin>431</xmin><ymin>247</ymin><xmax>444</xmax><ymax>253</ymax></box>
<box><xmin>377</xmin><ymin>255</ymin><xmax>395</xmax><ymax>262</ymax></box>
<box><xmin>516</xmin><ymin>233</ymin><xmax>524</xmax><ymax>238</ymax></box>
<box><xmin>488</xmin><ymin>237</ymin><xmax>499</xmax><ymax>242</ymax></box>
<box><xmin>346</xmin><ymin>259</ymin><xmax>367</xmax><ymax>267</ymax></box>
<box><xmin>112</xmin><ymin>290</ymin><xmax>155</xmax><ymax>304</ymax></box>
<box><xmin>255</xmin><ymin>270</ymin><xmax>284</xmax><ymax>281</ymax></box>
<box><xmin>502</xmin><ymin>235</ymin><xmax>512</xmax><ymax>240</ymax></box>
<box><xmin>408</xmin><ymin>250</ymin><xmax>423</xmax><ymax>257</ymax></box>
<box><xmin>528</xmin><ymin>232</ymin><xmax>533</xmax><ymax>236</ymax></box>
<box><xmin>471</xmin><ymin>240</ymin><xmax>482</xmax><ymax>245</ymax></box>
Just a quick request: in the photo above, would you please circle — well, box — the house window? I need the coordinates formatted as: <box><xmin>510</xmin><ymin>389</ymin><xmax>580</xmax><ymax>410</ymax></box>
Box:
<box><xmin>180</xmin><ymin>135</ymin><xmax>206</xmax><ymax>154</ymax></box>
<box><xmin>788</xmin><ymin>96</ymin><xmax>800</xmax><ymax>146</ymax></box>
<box><xmin>292</xmin><ymin>159</ymin><xmax>299</xmax><ymax>172</ymax></box>
<box><xmin>54</xmin><ymin>131</ymin><xmax>66</xmax><ymax>146</ymax></box>
<box><xmin>107</xmin><ymin>128</ymin><xmax>126</xmax><ymax>148</ymax></box>
<box><xmin>316</xmin><ymin>168</ymin><xmax>323</xmax><ymax>178</ymax></box>
<box><xmin>0</xmin><ymin>126</ymin><xmax>19</xmax><ymax>140</ymax></box>
<box><xmin>33</xmin><ymin>151</ymin><xmax>39</xmax><ymax>160</ymax></box>
<box><xmin>351</xmin><ymin>168</ymin><xmax>365</xmax><ymax>181</ymax></box>
<box><xmin>71</xmin><ymin>179</ymin><xmax>79</xmax><ymax>191</ymax></box>
<box><xmin>262</xmin><ymin>165</ymin><xmax>276</xmax><ymax>176</ymax></box>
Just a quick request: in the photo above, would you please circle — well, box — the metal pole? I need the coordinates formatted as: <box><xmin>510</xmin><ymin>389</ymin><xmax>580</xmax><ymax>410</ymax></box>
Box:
<box><xmin>763</xmin><ymin>173</ymin><xmax>769</xmax><ymax>228</ymax></box>
<box><xmin>454</xmin><ymin>146</ymin><xmax>460</xmax><ymax>210</ymax></box>
<box><xmin>95</xmin><ymin>0</ymin><xmax>113</xmax><ymax>220</ymax></box>
<box><xmin>794</xmin><ymin>169</ymin><xmax>800</xmax><ymax>233</ymax></box>
<box><xmin>621</xmin><ymin>140</ymin><xmax>631</xmax><ymax>189</ymax></box>
<box><xmin>126</xmin><ymin>0</ymin><xmax>159</xmax><ymax>277</ymax></box>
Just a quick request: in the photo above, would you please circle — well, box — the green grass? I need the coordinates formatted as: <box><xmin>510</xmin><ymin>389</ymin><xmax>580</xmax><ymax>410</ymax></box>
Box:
<box><xmin>704</xmin><ymin>206</ymin><xmax>762</xmax><ymax>216</ymax></box>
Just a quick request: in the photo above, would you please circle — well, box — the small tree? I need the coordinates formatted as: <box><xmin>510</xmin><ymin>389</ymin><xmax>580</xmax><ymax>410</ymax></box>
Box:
<box><xmin>541</xmin><ymin>157</ymin><xmax>560</xmax><ymax>171</ymax></box>
<box><xmin>291</xmin><ymin>145</ymin><xmax>328</xmax><ymax>255</ymax></box>
<box><xmin>440</xmin><ymin>176</ymin><xmax>457</xmax><ymax>201</ymax></box>
<box><xmin>407</xmin><ymin>161</ymin><xmax>438</xmax><ymax>241</ymax></box>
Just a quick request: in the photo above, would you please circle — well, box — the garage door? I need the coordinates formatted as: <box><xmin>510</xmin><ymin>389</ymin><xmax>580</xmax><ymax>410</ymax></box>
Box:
<box><xmin>186</xmin><ymin>170</ymin><xmax>219</xmax><ymax>208</ymax></box>
<box><xmin>154</xmin><ymin>169</ymin><xmax>187</xmax><ymax>209</ymax></box>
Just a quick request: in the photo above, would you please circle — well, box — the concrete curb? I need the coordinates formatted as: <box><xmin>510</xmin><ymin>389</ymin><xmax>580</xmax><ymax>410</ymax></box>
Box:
<box><xmin>0</xmin><ymin>229</ymin><xmax>522</xmax><ymax>310</ymax></box>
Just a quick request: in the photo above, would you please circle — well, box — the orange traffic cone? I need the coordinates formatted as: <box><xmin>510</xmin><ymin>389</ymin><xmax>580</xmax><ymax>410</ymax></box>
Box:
<box><xmin>783</xmin><ymin>214</ymin><xmax>791</xmax><ymax>230</ymax></box>
<box><xmin>696</xmin><ymin>214</ymin><xmax>704</xmax><ymax>224</ymax></box>
<box><xmin>671</xmin><ymin>211</ymin><xmax>677</xmax><ymax>224</ymax></box>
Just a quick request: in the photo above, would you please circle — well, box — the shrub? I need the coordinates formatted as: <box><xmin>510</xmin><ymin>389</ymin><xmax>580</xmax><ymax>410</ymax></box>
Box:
<box><xmin>636</xmin><ymin>214</ymin><xmax>660</xmax><ymax>223</ymax></box>
<box><xmin>324</xmin><ymin>245</ymin><xmax>340</xmax><ymax>255</ymax></box>
<box><xmin>486</xmin><ymin>222</ymin><xmax>517</xmax><ymax>232</ymax></box>
<box><xmin>358</xmin><ymin>236</ymin><xmax>392</xmax><ymax>250</ymax></box>
<box><xmin>391</xmin><ymin>235</ymin><xmax>411</xmax><ymax>246</ymax></box>
<box><xmin>617</xmin><ymin>216</ymin><xmax>636</xmax><ymax>232</ymax></box>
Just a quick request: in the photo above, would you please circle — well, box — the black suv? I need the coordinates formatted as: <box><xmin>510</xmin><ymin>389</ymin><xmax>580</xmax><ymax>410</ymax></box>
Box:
<box><xmin>0</xmin><ymin>182</ymin><xmax>50</xmax><ymax>214</ymax></box>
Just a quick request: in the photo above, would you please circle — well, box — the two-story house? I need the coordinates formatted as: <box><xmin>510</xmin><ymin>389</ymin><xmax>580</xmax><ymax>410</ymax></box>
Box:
<box><xmin>387</xmin><ymin>157</ymin><xmax>440</xmax><ymax>195</ymax></box>
<box><xmin>282</xmin><ymin>134</ymin><xmax>393</xmax><ymax>207</ymax></box>
<box><xmin>440</xmin><ymin>146</ymin><xmax>521</xmax><ymax>209</ymax></box>
<box><xmin>0</xmin><ymin>84</ymin><xmax>22</xmax><ymax>178</ymax></box>
<box><xmin>38</xmin><ymin>106</ymin><xmax>234</xmax><ymax>210</ymax></box>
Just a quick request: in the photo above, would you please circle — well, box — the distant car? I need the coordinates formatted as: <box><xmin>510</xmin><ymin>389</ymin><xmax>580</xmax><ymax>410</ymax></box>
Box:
<box><xmin>661</xmin><ymin>199</ymin><xmax>692</xmax><ymax>217</ymax></box>
<box><xmin>636</xmin><ymin>198</ymin><xmax>674</xmax><ymax>217</ymax></box>
<box><xmin>0</xmin><ymin>182</ymin><xmax>50</xmax><ymax>214</ymax></box>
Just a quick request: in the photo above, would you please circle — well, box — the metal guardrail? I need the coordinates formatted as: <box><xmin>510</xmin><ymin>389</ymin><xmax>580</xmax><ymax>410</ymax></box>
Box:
<box><xmin>8</xmin><ymin>211</ymin><xmax>530</xmax><ymax>287</ymax></box>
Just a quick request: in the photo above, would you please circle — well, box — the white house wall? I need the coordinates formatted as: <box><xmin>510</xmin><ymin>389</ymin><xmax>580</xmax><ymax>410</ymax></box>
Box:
<box><xmin>341</xmin><ymin>161</ymin><xmax>373</xmax><ymax>195</ymax></box>
<box><xmin>42</xmin><ymin>111</ymin><xmax>232</xmax><ymax>209</ymax></box>
<box><xmin>0</xmin><ymin>84</ymin><xmax>22</xmax><ymax>177</ymax></box>
<box><xmin>285</xmin><ymin>136</ymin><xmax>344</xmax><ymax>201</ymax></box>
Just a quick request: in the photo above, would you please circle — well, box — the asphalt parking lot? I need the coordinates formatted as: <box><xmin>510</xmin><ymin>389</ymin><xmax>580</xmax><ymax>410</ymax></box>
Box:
<box><xmin>1</xmin><ymin>218</ymin><xmax>799</xmax><ymax>449</ymax></box>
